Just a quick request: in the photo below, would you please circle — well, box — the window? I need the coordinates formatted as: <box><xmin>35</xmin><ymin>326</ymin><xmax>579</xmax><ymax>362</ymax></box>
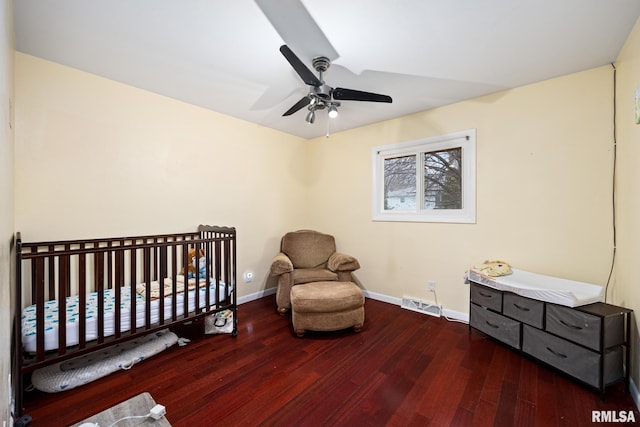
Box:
<box><xmin>372</xmin><ymin>129</ymin><xmax>476</xmax><ymax>223</ymax></box>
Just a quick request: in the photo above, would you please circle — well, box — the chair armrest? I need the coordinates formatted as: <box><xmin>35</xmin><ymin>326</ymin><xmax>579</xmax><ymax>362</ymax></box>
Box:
<box><xmin>328</xmin><ymin>252</ymin><xmax>360</xmax><ymax>272</ymax></box>
<box><xmin>270</xmin><ymin>252</ymin><xmax>294</xmax><ymax>276</ymax></box>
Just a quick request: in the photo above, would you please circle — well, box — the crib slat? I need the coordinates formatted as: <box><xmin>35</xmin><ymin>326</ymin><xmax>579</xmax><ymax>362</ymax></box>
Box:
<box><xmin>144</xmin><ymin>246</ymin><xmax>151</xmax><ymax>329</ymax></box>
<box><xmin>106</xmin><ymin>243</ymin><xmax>112</xmax><ymax>291</ymax></box>
<box><xmin>170</xmin><ymin>244</ymin><xmax>178</xmax><ymax>322</ymax></box>
<box><xmin>95</xmin><ymin>250</ymin><xmax>105</xmax><ymax>344</ymax></box>
<box><xmin>65</xmin><ymin>244</ymin><xmax>72</xmax><ymax>296</ymax></box>
<box><xmin>78</xmin><ymin>250</ymin><xmax>87</xmax><ymax>349</ymax></box>
<box><xmin>194</xmin><ymin>237</ymin><xmax>199</xmax><ymax>312</ymax></box>
<box><xmin>204</xmin><ymin>241</ymin><xmax>211</xmax><ymax>312</ymax></box>
<box><xmin>114</xmin><ymin>246</ymin><xmax>123</xmax><ymax>337</ymax></box>
<box><xmin>58</xmin><ymin>254</ymin><xmax>69</xmax><ymax>356</ymax></box>
<box><xmin>215</xmin><ymin>239</ymin><xmax>222</xmax><ymax>307</ymax></box>
<box><xmin>158</xmin><ymin>244</ymin><xmax>166</xmax><ymax>324</ymax></box>
<box><xmin>34</xmin><ymin>258</ymin><xmax>45</xmax><ymax>361</ymax></box>
<box><xmin>129</xmin><ymin>248</ymin><xmax>137</xmax><ymax>335</ymax></box>
<box><xmin>182</xmin><ymin>243</ymin><xmax>189</xmax><ymax>319</ymax></box>
<box><xmin>47</xmin><ymin>245</ymin><xmax>55</xmax><ymax>300</ymax></box>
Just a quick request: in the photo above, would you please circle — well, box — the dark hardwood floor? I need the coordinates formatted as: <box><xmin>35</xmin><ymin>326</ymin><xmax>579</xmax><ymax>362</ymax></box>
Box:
<box><xmin>21</xmin><ymin>297</ymin><xmax>639</xmax><ymax>426</ymax></box>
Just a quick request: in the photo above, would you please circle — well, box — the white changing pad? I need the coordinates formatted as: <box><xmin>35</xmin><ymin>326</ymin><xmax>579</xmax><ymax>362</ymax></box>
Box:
<box><xmin>468</xmin><ymin>268</ymin><xmax>603</xmax><ymax>307</ymax></box>
<box><xmin>22</xmin><ymin>277</ymin><xmax>231</xmax><ymax>353</ymax></box>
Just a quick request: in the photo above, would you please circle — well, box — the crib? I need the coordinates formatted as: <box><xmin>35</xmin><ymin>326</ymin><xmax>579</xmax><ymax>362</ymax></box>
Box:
<box><xmin>13</xmin><ymin>225</ymin><xmax>237</xmax><ymax>419</ymax></box>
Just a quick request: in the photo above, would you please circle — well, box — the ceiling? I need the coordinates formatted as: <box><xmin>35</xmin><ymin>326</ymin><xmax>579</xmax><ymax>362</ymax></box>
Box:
<box><xmin>13</xmin><ymin>1</ymin><xmax>640</xmax><ymax>140</ymax></box>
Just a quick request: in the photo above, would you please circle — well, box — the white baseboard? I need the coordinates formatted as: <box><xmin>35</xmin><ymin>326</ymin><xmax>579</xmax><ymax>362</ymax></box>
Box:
<box><xmin>237</xmin><ymin>287</ymin><xmax>276</xmax><ymax>305</ymax></box>
<box><xmin>441</xmin><ymin>308</ymin><xmax>469</xmax><ymax>323</ymax></box>
<box><xmin>362</xmin><ymin>290</ymin><xmax>400</xmax><ymax>305</ymax></box>
<box><xmin>240</xmin><ymin>288</ymin><xmax>470</xmax><ymax>324</ymax></box>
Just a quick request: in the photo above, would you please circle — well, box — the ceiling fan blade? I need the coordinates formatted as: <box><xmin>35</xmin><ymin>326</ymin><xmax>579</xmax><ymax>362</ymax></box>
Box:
<box><xmin>280</xmin><ymin>45</ymin><xmax>322</xmax><ymax>87</ymax></box>
<box><xmin>333</xmin><ymin>87</ymin><xmax>392</xmax><ymax>103</ymax></box>
<box><xmin>255</xmin><ymin>0</ymin><xmax>339</xmax><ymax>63</ymax></box>
<box><xmin>283</xmin><ymin>96</ymin><xmax>311</xmax><ymax>116</ymax></box>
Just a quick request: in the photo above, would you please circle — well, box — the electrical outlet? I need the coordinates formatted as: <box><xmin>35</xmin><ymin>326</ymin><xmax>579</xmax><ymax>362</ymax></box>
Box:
<box><xmin>428</xmin><ymin>280</ymin><xmax>436</xmax><ymax>291</ymax></box>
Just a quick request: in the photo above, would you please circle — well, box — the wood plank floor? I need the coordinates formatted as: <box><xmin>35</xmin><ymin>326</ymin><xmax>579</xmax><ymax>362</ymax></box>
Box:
<box><xmin>22</xmin><ymin>297</ymin><xmax>639</xmax><ymax>426</ymax></box>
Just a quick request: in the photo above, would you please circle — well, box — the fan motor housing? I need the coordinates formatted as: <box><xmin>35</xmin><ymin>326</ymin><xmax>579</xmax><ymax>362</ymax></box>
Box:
<box><xmin>312</xmin><ymin>84</ymin><xmax>332</xmax><ymax>100</ymax></box>
<box><xmin>312</xmin><ymin>56</ymin><xmax>331</xmax><ymax>73</ymax></box>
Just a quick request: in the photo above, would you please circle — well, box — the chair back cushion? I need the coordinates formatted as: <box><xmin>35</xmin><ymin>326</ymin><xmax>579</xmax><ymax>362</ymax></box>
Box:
<box><xmin>281</xmin><ymin>230</ymin><xmax>336</xmax><ymax>268</ymax></box>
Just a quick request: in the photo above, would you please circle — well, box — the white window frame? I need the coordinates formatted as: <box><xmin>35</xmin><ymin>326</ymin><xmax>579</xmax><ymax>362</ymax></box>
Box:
<box><xmin>372</xmin><ymin>129</ymin><xmax>476</xmax><ymax>223</ymax></box>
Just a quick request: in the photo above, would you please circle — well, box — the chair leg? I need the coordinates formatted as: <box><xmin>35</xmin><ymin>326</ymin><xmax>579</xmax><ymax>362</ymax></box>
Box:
<box><xmin>353</xmin><ymin>324</ymin><xmax>363</xmax><ymax>333</ymax></box>
<box><xmin>295</xmin><ymin>329</ymin><xmax>306</xmax><ymax>337</ymax></box>
<box><xmin>277</xmin><ymin>307</ymin><xmax>289</xmax><ymax>315</ymax></box>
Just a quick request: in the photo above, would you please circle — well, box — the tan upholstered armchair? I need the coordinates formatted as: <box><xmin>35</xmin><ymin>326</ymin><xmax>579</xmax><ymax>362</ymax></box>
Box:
<box><xmin>270</xmin><ymin>230</ymin><xmax>360</xmax><ymax>314</ymax></box>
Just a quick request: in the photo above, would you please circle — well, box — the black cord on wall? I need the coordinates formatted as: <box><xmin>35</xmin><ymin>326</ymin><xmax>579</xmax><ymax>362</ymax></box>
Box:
<box><xmin>604</xmin><ymin>62</ymin><xmax>617</xmax><ymax>303</ymax></box>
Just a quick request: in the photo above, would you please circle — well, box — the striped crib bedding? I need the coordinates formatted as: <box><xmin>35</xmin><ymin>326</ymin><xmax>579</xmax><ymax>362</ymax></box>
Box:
<box><xmin>22</xmin><ymin>278</ymin><xmax>230</xmax><ymax>353</ymax></box>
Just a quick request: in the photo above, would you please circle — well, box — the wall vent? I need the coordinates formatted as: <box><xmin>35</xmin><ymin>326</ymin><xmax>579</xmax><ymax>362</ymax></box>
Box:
<box><xmin>401</xmin><ymin>297</ymin><xmax>441</xmax><ymax>317</ymax></box>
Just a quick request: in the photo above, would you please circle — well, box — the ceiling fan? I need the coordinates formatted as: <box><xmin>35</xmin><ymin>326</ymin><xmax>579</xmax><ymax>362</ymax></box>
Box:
<box><xmin>279</xmin><ymin>44</ymin><xmax>392</xmax><ymax>124</ymax></box>
<box><xmin>280</xmin><ymin>45</ymin><xmax>392</xmax><ymax>124</ymax></box>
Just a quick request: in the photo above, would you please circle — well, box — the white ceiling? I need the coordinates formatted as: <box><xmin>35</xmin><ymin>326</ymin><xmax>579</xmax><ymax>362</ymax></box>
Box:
<box><xmin>13</xmin><ymin>1</ymin><xmax>640</xmax><ymax>139</ymax></box>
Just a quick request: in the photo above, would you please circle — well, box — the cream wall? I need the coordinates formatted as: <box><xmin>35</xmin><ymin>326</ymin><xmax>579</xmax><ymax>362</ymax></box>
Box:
<box><xmin>0</xmin><ymin>0</ymin><xmax>13</xmax><ymax>423</ymax></box>
<box><xmin>612</xmin><ymin>16</ymin><xmax>640</xmax><ymax>401</ymax></box>
<box><xmin>306</xmin><ymin>66</ymin><xmax>615</xmax><ymax>315</ymax></box>
<box><xmin>14</xmin><ymin>53</ymin><xmax>309</xmax><ymax>300</ymax></box>
<box><xmin>0</xmin><ymin>0</ymin><xmax>14</xmax><ymax>425</ymax></box>
<box><xmin>14</xmin><ymin>54</ymin><xmax>617</xmax><ymax>314</ymax></box>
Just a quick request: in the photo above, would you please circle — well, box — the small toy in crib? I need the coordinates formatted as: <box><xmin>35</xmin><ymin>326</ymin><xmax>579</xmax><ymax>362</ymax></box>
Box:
<box><xmin>181</xmin><ymin>248</ymin><xmax>205</xmax><ymax>278</ymax></box>
<box><xmin>189</xmin><ymin>255</ymin><xmax>207</xmax><ymax>279</ymax></box>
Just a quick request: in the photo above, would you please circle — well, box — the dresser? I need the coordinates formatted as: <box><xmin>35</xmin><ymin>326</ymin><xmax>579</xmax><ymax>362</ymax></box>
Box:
<box><xmin>469</xmin><ymin>281</ymin><xmax>632</xmax><ymax>396</ymax></box>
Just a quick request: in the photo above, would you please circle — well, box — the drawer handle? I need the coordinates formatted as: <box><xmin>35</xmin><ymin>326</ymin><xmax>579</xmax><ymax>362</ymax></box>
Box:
<box><xmin>546</xmin><ymin>346</ymin><xmax>568</xmax><ymax>359</ymax></box>
<box><xmin>559</xmin><ymin>319</ymin><xmax>583</xmax><ymax>330</ymax></box>
<box><xmin>479</xmin><ymin>291</ymin><xmax>494</xmax><ymax>298</ymax></box>
<box><xmin>485</xmin><ymin>320</ymin><xmax>500</xmax><ymax>329</ymax></box>
<box><xmin>513</xmin><ymin>303</ymin><xmax>530</xmax><ymax>312</ymax></box>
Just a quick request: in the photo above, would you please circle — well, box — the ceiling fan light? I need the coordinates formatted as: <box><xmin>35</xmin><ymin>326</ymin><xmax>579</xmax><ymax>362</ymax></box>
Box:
<box><xmin>328</xmin><ymin>104</ymin><xmax>338</xmax><ymax>118</ymax></box>
<box><xmin>305</xmin><ymin>109</ymin><xmax>316</xmax><ymax>124</ymax></box>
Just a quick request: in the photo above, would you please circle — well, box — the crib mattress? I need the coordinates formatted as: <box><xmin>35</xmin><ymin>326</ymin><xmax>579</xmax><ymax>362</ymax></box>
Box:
<box><xmin>467</xmin><ymin>268</ymin><xmax>603</xmax><ymax>307</ymax></box>
<box><xmin>22</xmin><ymin>277</ymin><xmax>230</xmax><ymax>353</ymax></box>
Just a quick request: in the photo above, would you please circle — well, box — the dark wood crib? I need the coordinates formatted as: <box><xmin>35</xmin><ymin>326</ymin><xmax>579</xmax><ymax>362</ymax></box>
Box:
<box><xmin>13</xmin><ymin>225</ymin><xmax>237</xmax><ymax>421</ymax></box>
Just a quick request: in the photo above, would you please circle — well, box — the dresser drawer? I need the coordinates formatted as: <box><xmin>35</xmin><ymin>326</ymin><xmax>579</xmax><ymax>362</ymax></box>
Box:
<box><xmin>522</xmin><ymin>325</ymin><xmax>623</xmax><ymax>388</ymax></box>
<box><xmin>470</xmin><ymin>282</ymin><xmax>502</xmax><ymax>312</ymax></box>
<box><xmin>576</xmin><ymin>305</ymin><xmax>626</xmax><ymax>349</ymax></box>
<box><xmin>470</xmin><ymin>303</ymin><xmax>520</xmax><ymax>349</ymax></box>
<box><xmin>503</xmin><ymin>293</ymin><xmax>544</xmax><ymax>328</ymax></box>
<box><xmin>546</xmin><ymin>304</ymin><xmax>601</xmax><ymax>350</ymax></box>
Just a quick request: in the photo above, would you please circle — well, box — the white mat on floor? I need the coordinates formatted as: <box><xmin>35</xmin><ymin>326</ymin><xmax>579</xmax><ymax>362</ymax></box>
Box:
<box><xmin>31</xmin><ymin>329</ymin><xmax>178</xmax><ymax>393</ymax></box>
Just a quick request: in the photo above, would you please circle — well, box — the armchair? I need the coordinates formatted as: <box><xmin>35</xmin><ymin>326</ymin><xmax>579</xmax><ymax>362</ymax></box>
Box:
<box><xmin>270</xmin><ymin>230</ymin><xmax>360</xmax><ymax>314</ymax></box>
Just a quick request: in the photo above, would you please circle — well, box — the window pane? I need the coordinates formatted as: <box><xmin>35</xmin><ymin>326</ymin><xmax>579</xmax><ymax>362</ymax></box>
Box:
<box><xmin>372</xmin><ymin>129</ymin><xmax>475</xmax><ymax>223</ymax></box>
<box><xmin>423</xmin><ymin>148</ymin><xmax>462</xmax><ymax>209</ymax></box>
<box><xmin>384</xmin><ymin>155</ymin><xmax>416</xmax><ymax>210</ymax></box>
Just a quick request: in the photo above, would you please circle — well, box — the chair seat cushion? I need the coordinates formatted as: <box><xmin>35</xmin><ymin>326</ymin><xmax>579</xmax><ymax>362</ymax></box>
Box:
<box><xmin>293</xmin><ymin>268</ymin><xmax>338</xmax><ymax>284</ymax></box>
<box><xmin>291</xmin><ymin>281</ymin><xmax>364</xmax><ymax>313</ymax></box>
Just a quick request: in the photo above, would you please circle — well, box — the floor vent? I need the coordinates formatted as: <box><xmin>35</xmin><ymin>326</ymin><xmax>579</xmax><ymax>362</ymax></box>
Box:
<box><xmin>400</xmin><ymin>297</ymin><xmax>441</xmax><ymax>317</ymax></box>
